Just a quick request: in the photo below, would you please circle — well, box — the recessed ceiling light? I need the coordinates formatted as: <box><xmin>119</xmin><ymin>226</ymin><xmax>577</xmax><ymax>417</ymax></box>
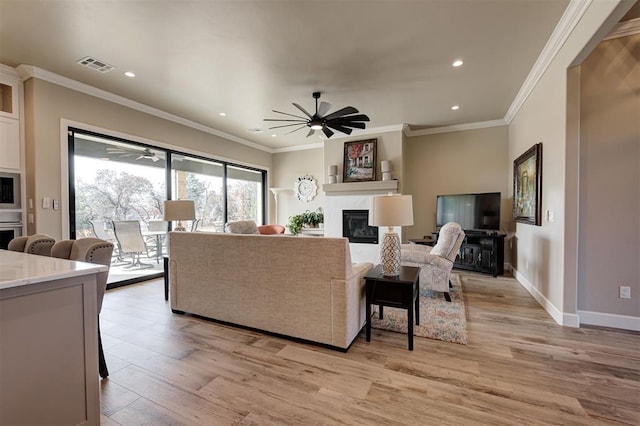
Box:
<box><xmin>451</xmin><ymin>105</ymin><xmax>460</xmax><ymax>110</ymax></box>
<box><xmin>452</xmin><ymin>60</ymin><xmax>463</xmax><ymax>67</ymax></box>
<box><xmin>124</xmin><ymin>71</ymin><xmax>135</xmax><ymax>78</ymax></box>
<box><xmin>219</xmin><ymin>112</ymin><xmax>227</xmax><ymax>117</ymax></box>
<box><xmin>271</xmin><ymin>134</ymin><xmax>277</xmax><ymax>137</ymax></box>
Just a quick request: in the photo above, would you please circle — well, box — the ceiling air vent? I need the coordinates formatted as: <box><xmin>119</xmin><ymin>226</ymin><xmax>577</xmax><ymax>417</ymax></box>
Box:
<box><xmin>76</xmin><ymin>56</ymin><xmax>115</xmax><ymax>73</ymax></box>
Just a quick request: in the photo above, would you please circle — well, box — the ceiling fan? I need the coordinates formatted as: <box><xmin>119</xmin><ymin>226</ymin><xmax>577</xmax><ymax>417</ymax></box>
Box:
<box><xmin>106</xmin><ymin>146</ymin><xmax>160</xmax><ymax>162</ymax></box>
<box><xmin>264</xmin><ymin>92</ymin><xmax>370</xmax><ymax>138</ymax></box>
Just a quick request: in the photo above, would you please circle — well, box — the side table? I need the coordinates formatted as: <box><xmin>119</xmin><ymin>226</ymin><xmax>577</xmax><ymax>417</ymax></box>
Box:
<box><xmin>365</xmin><ymin>265</ymin><xmax>420</xmax><ymax>350</ymax></box>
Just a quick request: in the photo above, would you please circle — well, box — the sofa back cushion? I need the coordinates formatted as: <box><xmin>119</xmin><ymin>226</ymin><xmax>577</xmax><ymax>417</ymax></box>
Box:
<box><xmin>225</xmin><ymin>220</ymin><xmax>260</xmax><ymax>234</ymax></box>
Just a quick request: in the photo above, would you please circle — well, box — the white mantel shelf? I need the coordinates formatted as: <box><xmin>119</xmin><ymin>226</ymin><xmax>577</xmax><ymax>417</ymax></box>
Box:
<box><xmin>322</xmin><ymin>180</ymin><xmax>398</xmax><ymax>194</ymax></box>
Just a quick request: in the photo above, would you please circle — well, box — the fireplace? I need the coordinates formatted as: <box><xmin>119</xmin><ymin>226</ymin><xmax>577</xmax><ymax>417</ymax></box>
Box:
<box><xmin>343</xmin><ymin>210</ymin><xmax>378</xmax><ymax>244</ymax></box>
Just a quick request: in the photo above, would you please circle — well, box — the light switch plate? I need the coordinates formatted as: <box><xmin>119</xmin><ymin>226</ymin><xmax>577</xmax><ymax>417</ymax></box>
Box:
<box><xmin>42</xmin><ymin>197</ymin><xmax>50</xmax><ymax>209</ymax></box>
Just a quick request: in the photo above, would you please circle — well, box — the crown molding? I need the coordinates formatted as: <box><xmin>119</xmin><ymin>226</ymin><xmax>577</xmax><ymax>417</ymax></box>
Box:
<box><xmin>603</xmin><ymin>17</ymin><xmax>640</xmax><ymax>40</ymax></box>
<box><xmin>272</xmin><ymin>142</ymin><xmax>324</xmax><ymax>153</ymax></box>
<box><xmin>0</xmin><ymin>63</ymin><xmax>20</xmax><ymax>81</ymax></box>
<box><xmin>504</xmin><ymin>0</ymin><xmax>592</xmax><ymax>124</ymax></box>
<box><xmin>406</xmin><ymin>119</ymin><xmax>507</xmax><ymax>136</ymax></box>
<box><xmin>15</xmin><ymin>64</ymin><xmax>275</xmax><ymax>154</ymax></box>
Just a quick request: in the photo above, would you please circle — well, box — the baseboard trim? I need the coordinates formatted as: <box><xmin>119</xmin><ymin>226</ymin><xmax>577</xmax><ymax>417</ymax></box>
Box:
<box><xmin>577</xmin><ymin>310</ymin><xmax>640</xmax><ymax>331</ymax></box>
<box><xmin>511</xmin><ymin>267</ymin><xmax>579</xmax><ymax>328</ymax></box>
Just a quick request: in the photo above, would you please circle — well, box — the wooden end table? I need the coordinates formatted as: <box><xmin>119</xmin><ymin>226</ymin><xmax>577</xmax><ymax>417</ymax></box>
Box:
<box><xmin>365</xmin><ymin>265</ymin><xmax>420</xmax><ymax>350</ymax></box>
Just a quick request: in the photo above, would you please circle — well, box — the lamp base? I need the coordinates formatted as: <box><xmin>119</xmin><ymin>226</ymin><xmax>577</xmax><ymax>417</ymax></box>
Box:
<box><xmin>380</xmin><ymin>230</ymin><xmax>401</xmax><ymax>276</ymax></box>
<box><xmin>174</xmin><ymin>221</ymin><xmax>186</xmax><ymax>232</ymax></box>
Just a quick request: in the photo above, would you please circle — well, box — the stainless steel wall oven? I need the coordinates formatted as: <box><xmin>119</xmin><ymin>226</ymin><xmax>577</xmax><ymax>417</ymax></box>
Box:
<box><xmin>0</xmin><ymin>172</ymin><xmax>21</xmax><ymax>210</ymax></box>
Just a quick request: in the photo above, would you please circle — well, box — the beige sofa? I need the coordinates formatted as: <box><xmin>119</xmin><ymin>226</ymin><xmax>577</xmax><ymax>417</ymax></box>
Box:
<box><xmin>169</xmin><ymin>232</ymin><xmax>373</xmax><ymax>350</ymax></box>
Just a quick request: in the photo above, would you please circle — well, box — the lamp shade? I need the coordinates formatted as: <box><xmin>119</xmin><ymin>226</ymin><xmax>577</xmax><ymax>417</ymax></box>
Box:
<box><xmin>163</xmin><ymin>200</ymin><xmax>195</xmax><ymax>221</ymax></box>
<box><xmin>369</xmin><ymin>194</ymin><xmax>414</xmax><ymax>227</ymax></box>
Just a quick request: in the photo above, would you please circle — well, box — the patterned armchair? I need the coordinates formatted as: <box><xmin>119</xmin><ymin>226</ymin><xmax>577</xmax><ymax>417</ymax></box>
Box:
<box><xmin>400</xmin><ymin>222</ymin><xmax>465</xmax><ymax>302</ymax></box>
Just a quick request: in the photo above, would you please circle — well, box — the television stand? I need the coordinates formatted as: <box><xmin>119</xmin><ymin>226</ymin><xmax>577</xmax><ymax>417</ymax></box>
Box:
<box><xmin>431</xmin><ymin>231</ymin><xmax>505</xmax><ymax>277</ymax></box>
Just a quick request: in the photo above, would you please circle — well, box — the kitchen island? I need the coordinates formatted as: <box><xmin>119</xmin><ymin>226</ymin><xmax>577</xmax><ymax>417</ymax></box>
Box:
<box><xmin>0</xmin><ymin>249</ymin><xmax>107</xmax><ymax>426</ymax></box>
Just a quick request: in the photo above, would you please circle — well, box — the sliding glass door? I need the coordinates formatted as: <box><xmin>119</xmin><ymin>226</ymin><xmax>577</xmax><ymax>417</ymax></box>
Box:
<box><xmin>70</xmin><ymin>131</ymin><xmax>167</xmax><ymax>285</ymax></box>
<box><xmin>69</xmin><ymin>128</ymin><xmax>267</xmax><ymax>287</ymax></box>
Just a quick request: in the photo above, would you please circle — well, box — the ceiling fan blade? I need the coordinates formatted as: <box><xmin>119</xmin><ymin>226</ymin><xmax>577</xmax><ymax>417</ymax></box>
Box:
<box><xmin>322</xmin><ymin>127</ymin><xmax>334</xmax><ymax>138</ymax></box>
<box><xmin>317</xmin><ymin>101</ymin><xmax>332</xmax><ymax>116</ymax></box>
<box><xmin>306</xmin><ymin>129</ymin><xmax>315</xmax><ymax>138</ymax></box>
<box><xmin>323</xmin><ymin>106</ymin><xmax>359</xmax><ymax>121</ymax></box>
<box><xmin>263</xmin><ymin>118</ymin><xmax>307</xmax><ymax>123</ymax></box>
<box><xmin>331</xmin><ymin>121</ymin><xmax>366</xmax><ymax>129</ymax></box>
<box><xmin>292</xmin><ymin>103</ymin><xmax>313</xmax><ymax>118</ymax></box>
<box><xmin>268</xmin><ymin>123</ymin><xmax>307</xmax><ymax>130</ymax></box>
<box><xmin>337</xmin><ymin>114</ymin><xmax>370</xmax><ymax>122</ymax></box>
<box><xmin>286</xmin><ymin>125</ymin><xmax>308</xmax><ymax>135</ymax></box>
<box><xmin>325</xmin><ymin>122</ymin><xmax>354</xmax><ymax>135</ymax></box>
<box><xmin>151</xmin><ymin>156</ymin><xmax>160</xmax><ymax>162</ymax></box>
<box><xmin>271</xmin><ymin>109</ymin><xmax>308</xmax><ymax>120</ymax></box>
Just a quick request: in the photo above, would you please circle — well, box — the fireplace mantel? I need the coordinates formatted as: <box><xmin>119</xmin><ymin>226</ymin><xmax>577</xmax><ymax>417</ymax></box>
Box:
<box><xmin>322</xmin><ymin>180</ymin><xmax>398</xmax><ymax>195</ymax></box>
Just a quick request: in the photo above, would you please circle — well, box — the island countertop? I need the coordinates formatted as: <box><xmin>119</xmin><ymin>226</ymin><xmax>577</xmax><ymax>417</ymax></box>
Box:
<box><xmin>0</xmin><ymin>249</ymin><xmax>107</xmax><ymax>290</ymax></box>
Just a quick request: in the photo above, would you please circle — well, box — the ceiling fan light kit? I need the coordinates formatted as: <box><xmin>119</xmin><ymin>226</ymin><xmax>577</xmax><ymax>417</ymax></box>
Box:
<box><xmin>264</xmin><ymin>92</ymin><xmax>370</xmax><ymax>139</ymax></box>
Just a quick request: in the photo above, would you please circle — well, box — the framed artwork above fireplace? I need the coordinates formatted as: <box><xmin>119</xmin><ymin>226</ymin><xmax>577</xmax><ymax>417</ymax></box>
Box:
<box><xmin>343</xmin><ymin>139</ymin><xmax>377</xmax><ymax>182</ymax></box>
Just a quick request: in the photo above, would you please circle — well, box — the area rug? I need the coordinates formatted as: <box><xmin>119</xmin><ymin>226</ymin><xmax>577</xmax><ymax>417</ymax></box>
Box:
<box><xmin>370</xmin><ymin>273</ymin><xmax>468</xmax><ymax>344</ymax></box>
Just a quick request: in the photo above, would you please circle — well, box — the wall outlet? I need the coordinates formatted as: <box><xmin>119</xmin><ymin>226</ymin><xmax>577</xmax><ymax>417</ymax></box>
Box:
<box><xmin>619</xmin><ymin>286</ymin><xmax>631</xmax><ymax>299</ymax></box>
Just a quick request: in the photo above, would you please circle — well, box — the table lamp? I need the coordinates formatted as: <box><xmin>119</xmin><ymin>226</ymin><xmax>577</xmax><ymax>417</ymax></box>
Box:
<box><xmin>369</xmin><ymin>193</ymin><xmax>414</xmax><ymax>276</ymax></box>
<box><xmin>163</xmin><ymin>200</ymin><xmax>195</xmax><ymax>231</ymax></box>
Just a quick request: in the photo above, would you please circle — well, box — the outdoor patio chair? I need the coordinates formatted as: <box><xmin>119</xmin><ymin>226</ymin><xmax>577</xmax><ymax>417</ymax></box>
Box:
<box><xmin>112</xmin><ymin>220</ymin><xmax>154</xmax><ymax>269</ymax></box>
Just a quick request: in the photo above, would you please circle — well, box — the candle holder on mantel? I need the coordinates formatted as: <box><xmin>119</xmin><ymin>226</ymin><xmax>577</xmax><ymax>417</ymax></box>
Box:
<box><xmin>381</xmin><ymin>160</ymin><xmax>392</xmax><ymax>181</ymax></box>
<box><xmin>328</xmin><ymin>164</ymin><xmax>338</xmax><ymax>184</ymax></box>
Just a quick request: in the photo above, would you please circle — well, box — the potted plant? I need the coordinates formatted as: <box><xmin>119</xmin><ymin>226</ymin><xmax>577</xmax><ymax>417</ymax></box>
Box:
<box><xmin>287</xmin><ymin>209</ymin><xmax>324</xmax><ymax>235</ymax></box>
<box><xmin>303</xmin><ymin>210</ymin><xmax>324</xmax><ymax>228</ymax></box>
<box><xmin>286</xmin><ymin>213</ymin><xmax>306</xmax><ymax>235</ymax></box>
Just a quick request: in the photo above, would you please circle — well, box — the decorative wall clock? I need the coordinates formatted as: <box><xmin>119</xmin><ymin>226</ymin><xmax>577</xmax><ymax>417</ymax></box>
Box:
<box><xmin>294</xmin><ymin>175</ymin><xmax>317</xmax><ymax>202</ymax></box>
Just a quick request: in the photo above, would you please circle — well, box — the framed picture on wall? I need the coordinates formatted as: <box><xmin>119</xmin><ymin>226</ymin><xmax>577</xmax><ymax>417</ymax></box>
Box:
<box><xmin>343</xmin><ymin>139</ymin><xmax>377</xmax><ymax>182</ymax></box>
<box><xmin>513</xmin><ymin>142</ymin><xmax>542</xmax><ymax>226</ymax></box>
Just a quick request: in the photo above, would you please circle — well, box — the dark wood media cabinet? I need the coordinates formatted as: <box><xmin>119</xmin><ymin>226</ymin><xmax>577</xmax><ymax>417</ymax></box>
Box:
<box><xmin>432</xmin><ymin>231</ymin><xmax>505</xmax><ymax>277</ymax></box>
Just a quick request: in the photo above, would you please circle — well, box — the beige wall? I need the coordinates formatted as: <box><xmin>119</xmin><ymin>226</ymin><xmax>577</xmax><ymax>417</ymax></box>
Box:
<box><xmin>578</xmin><ymin>34</ymin><xmax>639</xmax><ymax>317</ymax></box>
<box><xmin>24</xmin><ymin>78</ymin><xmax>272</xmax><ymax>239</ymax></box>
<box><xmin>271</xmin><ymin>147</ymin><xmax>324</xmax><ymax>227</ymax></box>
<box><xmin>508</xmin><ymin>0</ymin><xmax>632</xmax><ymax>324</ymax></box>
<box><xmin>404</xmin><ymin>127</ymin><xmax>510</xmax><ymax>243</ymax></box>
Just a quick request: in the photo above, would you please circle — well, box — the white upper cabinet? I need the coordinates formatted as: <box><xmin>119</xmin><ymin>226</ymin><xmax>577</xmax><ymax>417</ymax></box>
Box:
<box><xmin>0</xmin><ymin>116</ymin><xmax>20</xmax><ymax>170</ymax></box>
<box><xmin>0</xmin><ymin>69</ymin><xmax>21</xmax><ymax>171</ymax></box>
<box><xmin>0</xmin><ymin>81</ymin><xmax>18</xmax><ymax>120</ymax></box>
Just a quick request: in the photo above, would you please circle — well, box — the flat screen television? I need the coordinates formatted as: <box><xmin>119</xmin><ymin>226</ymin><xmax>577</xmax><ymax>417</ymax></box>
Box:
<box><xmin>436</xmin><ymin>192</ymin><xmax>501</xmax><ymax>232</ymax></box>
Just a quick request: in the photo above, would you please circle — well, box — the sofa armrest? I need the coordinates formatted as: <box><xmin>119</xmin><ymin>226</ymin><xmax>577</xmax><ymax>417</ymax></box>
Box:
<box><xmin>420</xmin><ymin>254</ymin><xmax>453</xmax><ymax>270</ymax></box>
<box><xmin>348</xmin><ymin>262</ymin><xmax>374</xmax><ymax>281</ymax></box>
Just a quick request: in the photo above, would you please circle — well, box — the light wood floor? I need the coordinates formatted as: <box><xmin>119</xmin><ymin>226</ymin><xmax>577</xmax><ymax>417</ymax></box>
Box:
<box><xmin>99</xmin><ymin>273</ymin><xmax>639</xmax><ymax>425</ymax></box>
